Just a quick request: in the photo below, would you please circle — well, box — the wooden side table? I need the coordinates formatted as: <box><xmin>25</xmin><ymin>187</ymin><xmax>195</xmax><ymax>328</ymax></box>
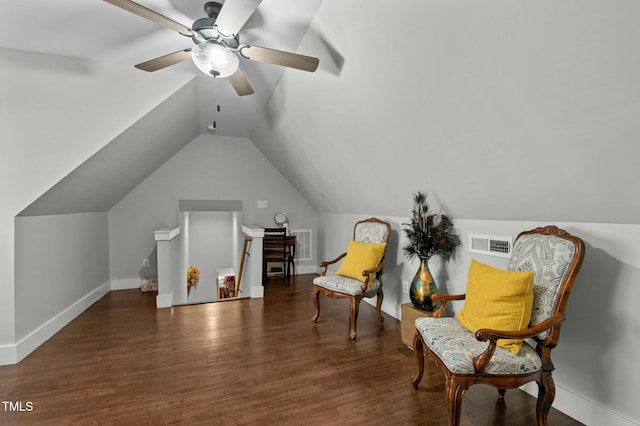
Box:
<box><xmin>401</xmin><ymin>303</ymin><xmax>433</xmax><ymax>349</ymax></box>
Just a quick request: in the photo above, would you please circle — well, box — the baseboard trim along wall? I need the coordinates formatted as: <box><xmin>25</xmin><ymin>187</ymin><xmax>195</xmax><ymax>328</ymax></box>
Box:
<box><xmin>156</xmin><ymin>292</ymin><xmax>173</xmax><ymax>309</ymax></box>
<box><xmin>0</xmin><ymin>343</ymin><xmax>18</xmax><ymax>366</ymax></box>
<box><xmin>0</xmin><ymin>281</ymin><xmax>111</xmax><ymax>366</ymax></box>
<box><xmin>362</xmin><ymin>297</ymin><xmax>400</xmax><ymax>321</ymax></box>
<box><xmin>110</xmin><ymin>277</ymin><xmax>141</xmax><ymax>290</ymax></box>
<box><xmin>520</xmin><ymin>382</ymin><xmax>637</xmax><ymax>426</ymax></box>
<box><xmin>294</xmin><ymin>264</ymin><xmax>318</xmax><ymax>275</ymax></box>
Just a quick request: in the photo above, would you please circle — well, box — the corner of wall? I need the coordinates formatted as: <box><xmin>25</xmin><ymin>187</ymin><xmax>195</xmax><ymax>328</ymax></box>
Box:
<box><xmin>1</xmin><ymin>281</ymin><xmax>111</xmax><ymax>366</ymax></box>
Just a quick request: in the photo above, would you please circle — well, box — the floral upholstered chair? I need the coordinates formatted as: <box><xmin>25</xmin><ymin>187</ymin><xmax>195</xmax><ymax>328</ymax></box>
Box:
<box><xmin>312</xmin><ymin>218</ymin><xmax>391</xmax><ymax>342</ymax></box>
<box><xmin>411</xmin><ymin>226</ymin><xmax>585</xmax><ymax>426</ymax></box>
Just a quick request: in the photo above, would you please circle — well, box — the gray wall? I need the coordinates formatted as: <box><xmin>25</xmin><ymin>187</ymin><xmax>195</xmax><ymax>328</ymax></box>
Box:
<box><xmin>317</xmin><ymin>213</ymin><xmax>640</xmax><ymax>425</ymax></box>
<box><xmin>251</xmin><ymin>0</ymin><xmax>640</xmax><ymax>224</ymax></box>
<box><xmin>14</xmin><ymin>213</ymin><xmax>110</xmax><ymax>341</ymax></box>
<box><xmin>182</xmin><ymin>211</ymin><xmax>235</xmax><ymax>304</ymax></box>
<box><xmin>0</xmin><ymin>47</ymin><xmax>192</xmax><ymax>353</ymax></box>
<box><xmin>108</xmin><ymin>134</ymin><xmax>319</xmax><ymax>288</ymax></box>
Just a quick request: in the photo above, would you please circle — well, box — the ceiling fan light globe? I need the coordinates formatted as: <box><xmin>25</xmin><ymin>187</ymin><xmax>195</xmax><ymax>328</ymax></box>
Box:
<box><xmin>191</xmin><ymin>42</ymin><xmax>239</xmax><ymax>78</ymax></box>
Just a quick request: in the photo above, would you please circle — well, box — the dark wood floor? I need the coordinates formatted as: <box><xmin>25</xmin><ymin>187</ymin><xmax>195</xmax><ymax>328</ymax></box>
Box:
<box><xmin>0</xmin><ymin>274</ymin><xmax>582</xmax><ymax>425</ymax></box>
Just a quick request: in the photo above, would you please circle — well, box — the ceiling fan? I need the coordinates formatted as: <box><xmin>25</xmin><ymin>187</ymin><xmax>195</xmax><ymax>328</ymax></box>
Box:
<box><xmin>104</xmin><ymin>0</ymin><xmax>320</xmax><ymax>96</ymax></box>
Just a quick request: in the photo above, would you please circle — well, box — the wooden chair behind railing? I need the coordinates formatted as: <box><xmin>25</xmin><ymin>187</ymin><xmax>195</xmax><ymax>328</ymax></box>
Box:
<box><xmin>263</xmin><ymin>227</ymin><xmax>288</xmax><ymax>285</ymax></box>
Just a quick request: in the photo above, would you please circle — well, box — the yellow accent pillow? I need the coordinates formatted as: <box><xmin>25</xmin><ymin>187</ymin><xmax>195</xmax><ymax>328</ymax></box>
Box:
<box><xmin>455</xmin><ymin>259</ymin><xmax>534</xmax><ymax>354</ymax></box>
<box><xmin>336</xmin><ymin>240</ymin><xmax>387</xmax><ymax>284</ymax></box>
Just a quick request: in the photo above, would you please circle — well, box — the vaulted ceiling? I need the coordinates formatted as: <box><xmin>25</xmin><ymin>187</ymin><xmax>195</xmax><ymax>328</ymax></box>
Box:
<box><xmin>0</xmin><ymin>0</ymin><xmax>322</xmax><ymax>136</ymax></box>
<box><xmin>3</xmin><ymin>0</ymin><xmax>640</xmax><ymax>224</ymax></box>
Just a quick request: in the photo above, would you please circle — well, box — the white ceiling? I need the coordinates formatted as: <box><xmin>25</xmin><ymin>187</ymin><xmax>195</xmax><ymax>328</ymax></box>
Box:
<box><xmin>0</xmin><ymin>0</ymin><xmax>323</xmax><ymax>137</ymax></box>
<box><xmin>6</xmin><ymin>0</ymin><xmax>640</xmax><ymax>225</ymax></box>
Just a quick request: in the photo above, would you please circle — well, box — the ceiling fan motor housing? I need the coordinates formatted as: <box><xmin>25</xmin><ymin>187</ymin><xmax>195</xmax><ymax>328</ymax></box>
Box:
<box><xmin>204</xmin><ymin>2</ymin><xmax>222</xmax><ymax>19</ymax></box>
<box><xmin>191</xmin><ymin>17</ymin><xmax>240</xmax><ymax>49</ymax></box>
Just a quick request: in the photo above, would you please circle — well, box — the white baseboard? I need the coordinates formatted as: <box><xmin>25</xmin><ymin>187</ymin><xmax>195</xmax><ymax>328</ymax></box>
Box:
<box><xmin>0</xmin><ymin>281</ymin><xmax>111</xmax><ymax>366</ymax></box>
<box><xmin>521</xmin><ymin>378</ymin><xmax>637</xmax><ymax>425</ymax></box>
<box><xmin>0</xmin><ymin>343</ymin><xmax>17</xmax><ymax>366</ymax></box>
<box><xmin>294</xmin><ymin>264</ymin><xmax>318</xmax><ymax>275</ymax></box>
<box><xmin>156</xmin><ymin>292</ymin><xmax>173</xmax><ymax>309</ymax></box>
<box><xmin>110</xmin><ymin>277</ymin><xmax>141</xmax><ymax>290</ymax></box>
<box><xmin>362</xmin><ymin>295</ymin><xmax>401</xmax><ymax>321</ymax></box>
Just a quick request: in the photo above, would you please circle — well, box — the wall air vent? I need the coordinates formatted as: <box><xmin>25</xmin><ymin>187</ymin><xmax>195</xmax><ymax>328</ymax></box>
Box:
<box><xmin>468</xmin><ymin>234</ymin><xmax>513</xmax><ymax>258</ymax></box>
<box><xmin>290</xmin><ymin>229</ymin><xmax>312</xmax><ymax>261</ymax></box>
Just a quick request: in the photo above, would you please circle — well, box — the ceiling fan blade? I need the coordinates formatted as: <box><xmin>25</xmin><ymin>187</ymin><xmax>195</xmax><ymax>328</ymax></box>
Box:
<box><xmin>239</xmin><ymin>45</ymin><xmax>319</xmax><ymax>72</ymax></box>
<box><xmin>215</xmin><ymin>0</ymin><xmax>263</xmax><ymax>38</ymax></box>
<box><xmin>135</xmin><ymin>49</ymin><xmax>192</xmax><ymax>72</ymax></box>
<box><xmin>228</xmin><ymin>67</ymin><xmax>255</xmax><ymax>96</ymax></box>
<box><xmin>103</xmin><ymin>0</ymin><xmax>193</xmax><ymax>36</ymax></box>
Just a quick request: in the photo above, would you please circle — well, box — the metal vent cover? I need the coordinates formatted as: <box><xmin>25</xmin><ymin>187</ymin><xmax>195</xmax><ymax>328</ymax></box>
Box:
<box><xmin>468</xmin><ymin>234</ymin><xmax>513</xmax><ymax>258</ymax></box>
<box><xmin>290</xmin><ymin>229</ymin><xmax>312</xmax><ymax>261</ymax></box>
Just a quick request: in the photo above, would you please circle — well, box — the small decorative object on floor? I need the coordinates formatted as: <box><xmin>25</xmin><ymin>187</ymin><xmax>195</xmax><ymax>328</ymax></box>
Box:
<box><xmin>403</xmin><ymin>192</ymin><xmax>461</xmax><ymax>311</ymax></box>
<box><xmin>187</xmin><ymin>266</ymin><xmax>200</xmax><ymax>296</ymax></box>
<box><xmin>217</xmin><ymin>268</ymin><xmax>236</xmax><ymax>300</ymax></box>
<box><xmin>140</xmin><ymin>276</ymin><xmax>158</xmax><ymax>292</ymax></box>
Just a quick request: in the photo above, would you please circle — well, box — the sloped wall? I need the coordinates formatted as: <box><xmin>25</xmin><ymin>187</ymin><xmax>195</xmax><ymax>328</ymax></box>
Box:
<box><xmin>19</xmin><ymin>80</ymin><xmax>200</xmax><ymax>216</ymax></box>
<box><xmin>0</xmin><ymin>46</ymin><xmax>194</xmax><ymax>359</ymax></box>
<box><xmin>251</xmin><ymin>0</ymin><xmax>640</xmax><ymax>224</ymax></box>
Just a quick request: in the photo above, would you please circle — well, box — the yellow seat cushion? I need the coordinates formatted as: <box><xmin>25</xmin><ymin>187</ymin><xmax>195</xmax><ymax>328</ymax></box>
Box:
<box><xmin>455</xmin><ymin>259</ymin><xmax>534</xmax><ymax>354</ymax></box>
<box><xmin>336</xmin><ymin>240</ymin><xmax>387</xmax><ymax>284</ymax></box>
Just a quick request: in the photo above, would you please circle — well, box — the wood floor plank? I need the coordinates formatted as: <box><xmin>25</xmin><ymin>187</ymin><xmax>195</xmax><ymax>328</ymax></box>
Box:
<box><xmin>0</xmin><ymin>274</ymin><xmax>583</xmax><ymax>425</ymax></box>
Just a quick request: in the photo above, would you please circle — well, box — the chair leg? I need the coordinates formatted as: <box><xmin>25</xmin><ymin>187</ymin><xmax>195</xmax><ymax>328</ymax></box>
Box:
<box><xmin>536</xmin><ymin>373</ymin><xmax>556</xmax><ymax>426</ymax></box>
<box><xmin>375</xmin><ymin>289</ymin><xmax>384</xmax><ymax>326</ymax></box>
<box><xmin>498</xmin><ymin>388</ymin><xmax>507</xmax><ymax>399</ymax></box>
<box><xmin>446</xmin><ymin>377</ymin><xmax>465</xmax><ymax>426</ymax></box>
<box><xmin>312</xmin><ymin>286</ymin><xmax>321</xmax><ymax>324</ymax></box>
<box><xmin>410</xmin><ymin>332</ymin><xmax>425</xmax><ymax>389</ymax></box>
<box><xmin>262</xmin><ymin>258</ymin><xmax>267</xmax><ymax>286</ymax></box>
<box><xmin>349</xmin><ymin>296</ymin><xmax>359</xmax><ymax>342</ymax></box>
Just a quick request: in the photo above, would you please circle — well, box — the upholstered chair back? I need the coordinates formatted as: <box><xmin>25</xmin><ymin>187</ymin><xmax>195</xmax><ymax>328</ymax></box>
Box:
<box><xmin>313</xmin><ymin>218</ymin><xmax>391</xmax><ymax>342</ymax></box>
<box><xmin>411</xmin><ymin>227</ymin><xmax>585</xmax><ymax>425</ymax></box>
<box><xmin>507</xmin><ymin>230</ymin><xmax>580</xmax><ymax>340</ymax></box>
<box><xmin>354</xmin><ymin>220</ymin><xmax>390</xmax><ymax>244</ymax></box>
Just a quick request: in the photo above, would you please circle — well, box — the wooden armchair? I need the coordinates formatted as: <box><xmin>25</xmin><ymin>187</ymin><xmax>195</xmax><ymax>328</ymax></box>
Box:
<box><xmin>312</xmin><ymin>218</ymin><xmax>391</xmax><ymax>342</ymax></box>
<box><xmin>411</xmin><ymin>226</ymin><xmax>585</xmax><ymax>426</ymax></box>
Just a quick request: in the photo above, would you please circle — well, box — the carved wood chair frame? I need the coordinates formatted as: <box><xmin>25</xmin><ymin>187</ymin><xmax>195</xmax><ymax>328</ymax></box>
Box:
<box><xmin>411</xmin><ymin>225</ymin><xmax>585</xmax><ymax>426</ymax></box>
<box><xmin>312</xmin><ymin>218</ymin><xmax>391</xmax><ymax>342</ymax></box>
